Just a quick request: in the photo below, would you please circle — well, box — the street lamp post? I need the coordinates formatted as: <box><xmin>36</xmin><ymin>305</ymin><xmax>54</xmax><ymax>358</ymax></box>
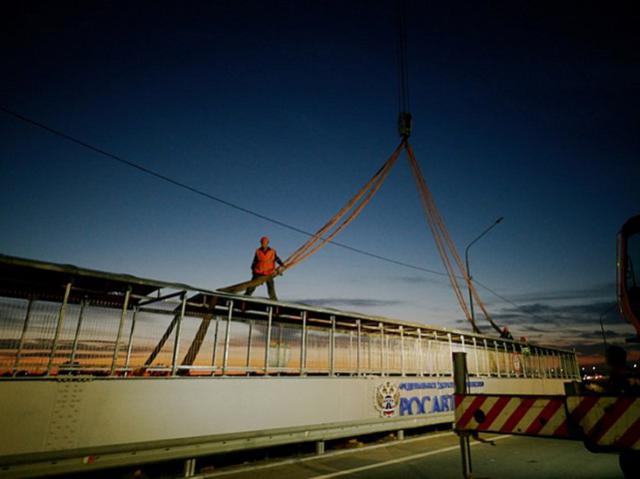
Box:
<box><xmin>464</xmin><ymin>217</ymin><xmax>504</xmax><ymax>333</ymax></box>
<box><xmin>598</xmin><ymin>303</ymin><xmax>617</xmax><ymax>351</ymax></box>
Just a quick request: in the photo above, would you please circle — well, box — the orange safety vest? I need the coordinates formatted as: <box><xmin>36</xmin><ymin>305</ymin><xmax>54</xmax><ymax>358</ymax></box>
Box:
<box><xmin>253</xmin><ymin>247</ymin><xmax>277</xmax><ymax>275</ymax></box>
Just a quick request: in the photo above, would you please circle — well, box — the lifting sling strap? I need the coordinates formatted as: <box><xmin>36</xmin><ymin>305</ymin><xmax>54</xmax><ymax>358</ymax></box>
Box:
<box><xmin>218</xmin><ymin>141</ymin><xmax>405</xmax><ymax>294</ymax></box>
<box><xmin>148</xmin><ymin>140</ymin><xmax>502</xmax><ymax>369</ymax></box>
<box><xmin>171</xmin><ymin>142</ymin><xmax>404</xmax><ymax>368</ymax></box>
<box><xmin>219</xmin><ymin>140</ymin><xmax>500</xmax><ymax>334</ymax></box>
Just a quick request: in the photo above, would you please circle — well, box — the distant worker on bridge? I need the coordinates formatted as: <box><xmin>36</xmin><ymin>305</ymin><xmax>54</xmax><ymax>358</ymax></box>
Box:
<box><xmin>500</xmin><ymin>326</ymin><xmax>513</xmax><ymax>340</ymax></box>
<box><xmin>244</xmin><ymin>236</ymin><xmax>284</xmax><ymax>301</ymax></box>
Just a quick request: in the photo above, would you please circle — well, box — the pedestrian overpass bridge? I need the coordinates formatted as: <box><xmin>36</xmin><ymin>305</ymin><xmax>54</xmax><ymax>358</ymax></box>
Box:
<box><xmin>0</xmin><ymin>254</ymin><xmax>579</xmax><ymax>477</ymax></box>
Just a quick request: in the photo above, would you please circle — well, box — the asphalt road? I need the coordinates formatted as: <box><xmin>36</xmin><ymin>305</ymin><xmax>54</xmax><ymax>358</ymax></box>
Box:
<box><xmin>198</xmin><ymin>431</ymin><xmax>623</xmax><ymax>479</ymax></box>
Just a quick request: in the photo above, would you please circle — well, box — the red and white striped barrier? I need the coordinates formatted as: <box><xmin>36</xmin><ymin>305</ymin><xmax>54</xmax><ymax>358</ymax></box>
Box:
<box><xmin>455</xmin><ymin>394</ymin><xmax>569</xmax><ymax>438</ymax></box>
<box><xmin>567</xmin><ymin>396</ymin><xmax>640</xmax><ymax>450</ymax></box>
<box><xmin>455</xmin><ymin>394</ymin><xmax>640</xmax><ymax>450</ymax></box>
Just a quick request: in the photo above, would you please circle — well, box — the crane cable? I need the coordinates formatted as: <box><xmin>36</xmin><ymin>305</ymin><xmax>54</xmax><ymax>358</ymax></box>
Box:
<box><xmin>394</xmin><ymin>1</ymin><xmax>500</xmax><ymax>334</ymax></box>
<box><xmin>397</xmin><ymin>0</ymin><xmax>412</xmax><ymax>139</ymax></box>
<box><xmin>397</xmin><ymin>0</ymin><xmax>410</xmax><ymax>116</ymax></box>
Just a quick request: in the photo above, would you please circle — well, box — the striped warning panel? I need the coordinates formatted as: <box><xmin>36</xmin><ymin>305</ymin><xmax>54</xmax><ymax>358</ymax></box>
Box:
<box><xmin>567</xmin><ymin>396</ymin><xmax>640</xmax><ymax>450</ymax></box>
<box><xmin>454</xmin><ymin>394</ymin><xmax>570</xmax><ymax>438</ymax></box>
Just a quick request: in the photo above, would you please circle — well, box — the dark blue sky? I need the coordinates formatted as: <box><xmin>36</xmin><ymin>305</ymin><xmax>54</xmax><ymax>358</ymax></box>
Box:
<box><xmin>1</xmin><ymin>1</ymin><xmax>638</xmax><ymax>361</ymax></box>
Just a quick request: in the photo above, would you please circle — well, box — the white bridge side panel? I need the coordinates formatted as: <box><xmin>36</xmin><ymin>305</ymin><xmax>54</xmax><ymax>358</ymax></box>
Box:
<box><xmin>81</xmin><ymin>377</ymin><xmax>375</xmax><ymax>447</ymax></box>
<box><xmin>0</xmin><ymin>376</ymin><xmax>570</xmax><ymax>458</ymax></box>
<box><xmin>0</xmin><ymin>382</ymin><xmax>58</xmax><ymax>454</ymax></box>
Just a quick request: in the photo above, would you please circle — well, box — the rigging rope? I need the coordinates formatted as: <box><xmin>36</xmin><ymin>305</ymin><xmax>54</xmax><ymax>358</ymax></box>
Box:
<box><xmin>219</xmin><ymin>0</ymin><xmax>504</xmax><ymax>334</ymax></box>
<box><xmin>405</xmin><ymin>143</ymin><xmax>501</xmax><ymax>334</ymax></box>
<box><xmin>219</xmin><ymin>139</ymin><xmax>503</xmax><ymax>336</ymax></box>
<box><xmin>405</xmin><ymin>144</ymin><xmax>473</xmax><ymax>328</ymax></box>
<box><xmin>218</xmin><ymin>141</ymin><xmax>405</xmax><ymax>294</ymax></box>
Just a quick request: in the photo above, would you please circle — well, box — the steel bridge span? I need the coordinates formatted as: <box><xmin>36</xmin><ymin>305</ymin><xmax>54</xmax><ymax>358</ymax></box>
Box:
<box><xmin>0</xmin><ymin>255</ymin><xmax>579</xmax><ymax>477</ymax></box>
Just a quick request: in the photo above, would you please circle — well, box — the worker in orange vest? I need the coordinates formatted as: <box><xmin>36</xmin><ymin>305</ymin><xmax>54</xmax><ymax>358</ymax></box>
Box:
<box><xmin>244</xmin><ymin>236</ymin><xmax>284</xmax><ymax>300</ymax></box>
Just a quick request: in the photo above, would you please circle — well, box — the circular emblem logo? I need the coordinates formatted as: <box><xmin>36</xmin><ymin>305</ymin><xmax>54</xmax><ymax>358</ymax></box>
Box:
<box><xmin>375</xmin><ymin>381</ymin><xmax>400</xmax><ymax>417</ymax></box>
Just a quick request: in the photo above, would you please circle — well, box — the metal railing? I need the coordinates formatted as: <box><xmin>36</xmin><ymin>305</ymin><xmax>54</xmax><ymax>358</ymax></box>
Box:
<box><xmin>0</xmin><ymin>287</ymin><xmax>579</xmax><ymax>380</ymax></box>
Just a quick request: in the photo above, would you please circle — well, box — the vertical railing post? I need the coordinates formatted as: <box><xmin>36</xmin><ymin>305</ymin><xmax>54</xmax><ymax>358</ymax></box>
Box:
<box><xmin>453</xmin><ymin>352</ymin><xmax>472</xmax><ymax>479</ymax></box>
<box><xmin>222</xmin><ymin>300</ymin><xmax>233</xmax><ymax>375</ymax></box>
<box><xmin>536</xmin><ymin>348</ymin><xmax>547</xmax><ymax>378</ymax></box>
<box><xmin>13</xmin><ymin>298</ymin><xmax>34</xmax><ymax>374</ymax></box>
<box><xmin>522</xmin><ymin>343</ymin><xmax>530</xmax><ymax>378</ymax></box>
<box><xmin>349</xmin><ymin>330</ymin><xmax>354</xmax><ymax>374</ymax></box>
<box><xmin>170</xmin><ymin>292</ymin><xmax>187</xmax><ymax>376</ymax></box>
<box><xmin>432</xmin><ymin>332</ymin><xmax>439</xmax><ymax>377</ymax></box>
<box><xmin>385</xmin><ymin>333</ymin><xmax>390</xmax><ymax>373</ymax></box>
<box><xmin>543</xmin><ymin>349</ymin><xmax>549</xmax><ymax>378</ymax></box>
<box><xmin>493</xmin><ymin>341</ymin><xmax>501</xmax><ymax>377</ymax></box>
<box><xmin>277</xmin><ymin>323</ymin><xmax>284</xmax><ymax>370</ymax></box>
<box><xmin>111</xmin><ymin>287</ymin><xmax>132</xmax><ymax>375</ymax></box>
<box><xmin>472</xmin><ymin>337</ymin><xmax>479</xmax><ymax>376</ymax></box>
<box><xmin>400</xmin><ymin>326</ymin><xmax>405</xmax><ymax>376</ymax></box>
<box><xmin>70</xmin><ymin>298</ymin><xmax>87</xmax><ymax>365</ymax></box>
<box><xmin>329</xmin><ymin>315</ymin><xmax>336</xmax><ymax>376</ymax></box>
<box><xmin>124</xmin><ymin>306</ymin><xmax>139</xmax><ymax>375</ymax></box>
<box><xmin>417</xmin><ymin>328</ymin><xmax>423</xmax><ymax>376</ymax></box>
<box><xmin>246</xmin><ymin>320</ymin><xmax>254</xmax><ymax>373</ymax></box>
<box><xmin>483</xmin><ymin>338</ymin><xmax>489</xmax><ymax>375</ymax></box>
<box><xmin>356</xmin><ymin>319</ymin><xmax>361</xmax><ymax>376</ymax></box>
<box><xmin>503</xmin><ymin>342</ymin><xmax>511</xmax><ymax>377</ymax></box>
<box><xmin>447</xmin><ymin>333</ymin><xmax>453</xmax><ymax>375</ymax></box>
<box><xmin>300</xmin><ymin>311</ymin><xmax>307</xmax><ymax>375</ymax></box>
<box><xmin>379</xmin><ymin>322</ymin><xmax>385</xmax><ymax>376</ymax></box>
<box><xmin>47</xmin><ymin>282</ymin><xmax>72</xmax><ymax>375</ymax></box>
<box><xmin>508</xmin><ymin>342</ymin><xmax>515</xmax><ymax>377</ymax></box>
<box><xmin>516</xmin><ymin>343</ymin><xmax>526</xmax><ymax>378</ymax></box>
<box><xmin>264</xmin><ymin>306</ymin><xmax>273</xmax><ymax>375</ymax></box>
<box><xmin>211</xmin><ymin>315</ymin><xmax>221</xmax><ymax>373</ymax></box>
<box><xmin>367</xmin><ymin>328</ymin><xmax>372</xmax><ymax>374</ymax></box>
<box><xmin>572</xmin><ymin>350</ymin><xmax>580</xmax><ymax>379</ymax></box>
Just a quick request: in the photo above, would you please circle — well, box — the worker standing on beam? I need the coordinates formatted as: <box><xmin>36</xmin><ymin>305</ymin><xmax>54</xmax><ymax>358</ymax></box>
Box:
<box><xmin>244</xmin><ymin>236</ymin><xmax>284</xmax><ymax>300</ymax></box>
